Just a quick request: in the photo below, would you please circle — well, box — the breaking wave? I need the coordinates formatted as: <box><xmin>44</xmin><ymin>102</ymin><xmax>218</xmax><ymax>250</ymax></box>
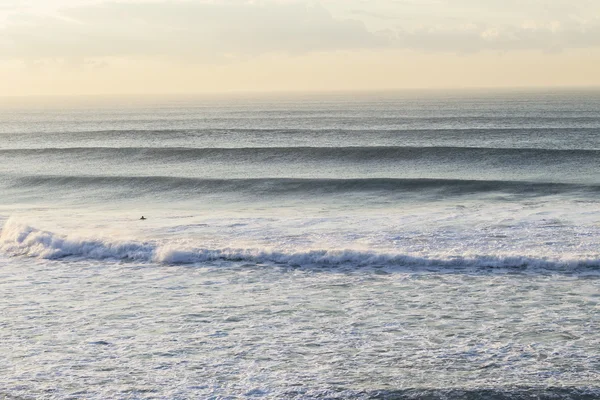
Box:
<box><xmin>2</xmin><ymin>219</ymin><xmax>599</xmax><ymax>272</ymax></box>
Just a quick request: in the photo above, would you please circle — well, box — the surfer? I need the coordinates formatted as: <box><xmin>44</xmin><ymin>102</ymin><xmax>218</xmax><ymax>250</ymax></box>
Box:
<box><xmin>140</xmin><ymin>216</ymin><xmax>146</xmax><ymax>220</ymax></box>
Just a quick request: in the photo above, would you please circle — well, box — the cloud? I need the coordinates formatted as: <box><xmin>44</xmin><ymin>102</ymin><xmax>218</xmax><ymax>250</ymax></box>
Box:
<box><xmin>1</xmin><ymin>0</ymin><xmax>599</xmax><ymax>63</ymax></box>
<box><xmin>394</xmin><ymin>21</ymin><xmax>600</xmax><ymax>53</ymax></box>
<box><xmin>0</xmin><ymin>0</ymin><xmax>385</xmax><ymax>61</ymax></box>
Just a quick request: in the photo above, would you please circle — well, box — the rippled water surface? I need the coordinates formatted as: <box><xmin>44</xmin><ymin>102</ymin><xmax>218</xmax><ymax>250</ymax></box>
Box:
<box><xmin>1</xmin><ymin>90</ymin><xmax>600</xmax><ymax>398</ymax></box>
<box><xmin>1</xmin><ymin>257</ymin><xmax>599</xmax><ymax>399</ymax></box>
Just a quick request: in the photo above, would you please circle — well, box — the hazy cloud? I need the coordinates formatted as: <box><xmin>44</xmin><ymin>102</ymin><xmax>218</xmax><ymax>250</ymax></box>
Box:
<box><xmin>0</xmin><ymin>0</ymin><xmax>385</xmax><ymax>61</ymax></box>
<box><xmin>1</xmin><ymin>0</ymin><xmax>599</xmax><ymax>63</ymax></box>
<box><xmin>395</xmin><ymin>21</ymin><xmax>600</xmax><ymax>53</ymax></box>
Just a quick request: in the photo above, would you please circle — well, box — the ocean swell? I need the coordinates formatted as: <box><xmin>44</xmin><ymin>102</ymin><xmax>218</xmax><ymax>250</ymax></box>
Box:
<box><xmin>3</xmin><ymin>145</ymin><xmax>600</xmax><ymax>159</ymax></box>
<box><xmin>7</xmin><ymin>176</ymin><xmax>600</xmax><ymax>197</ymax></box>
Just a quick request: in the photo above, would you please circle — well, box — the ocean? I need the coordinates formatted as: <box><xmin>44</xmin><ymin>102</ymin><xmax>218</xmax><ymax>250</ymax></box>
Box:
<box><xmin>0</xmin><ymin>90</ymin><xmax>599</xmax><ymax>399</ymax></box>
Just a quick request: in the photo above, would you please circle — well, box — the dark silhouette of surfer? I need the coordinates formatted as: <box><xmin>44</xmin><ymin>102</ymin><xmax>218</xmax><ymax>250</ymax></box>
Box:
<box><xmin>140</xmin><ymin>216</ymin><xmax>146</xmax><ymax>220</ymax></box>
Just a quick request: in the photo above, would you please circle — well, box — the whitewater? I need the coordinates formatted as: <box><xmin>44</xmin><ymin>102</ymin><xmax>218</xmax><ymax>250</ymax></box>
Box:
<box><xmin>1</xmin><ymin>90</ymin><xmax>599</xmax><ymax>399</ymax></box>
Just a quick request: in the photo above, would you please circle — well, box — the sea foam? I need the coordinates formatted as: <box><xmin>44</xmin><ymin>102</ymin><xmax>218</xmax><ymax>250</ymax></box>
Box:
<box><xmin>1</xmin><ymin>218</ymin><xmax>599</xmax><ymax>272</ymax></box>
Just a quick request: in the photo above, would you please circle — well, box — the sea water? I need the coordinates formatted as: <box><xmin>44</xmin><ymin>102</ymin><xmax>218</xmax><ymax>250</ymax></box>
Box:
<box><xmin>0</xmin><ymin>90</ymin><xmax>599</xmax><ymax>399</ymax></box>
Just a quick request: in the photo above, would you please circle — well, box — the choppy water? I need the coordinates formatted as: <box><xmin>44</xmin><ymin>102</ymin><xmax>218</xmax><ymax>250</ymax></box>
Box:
<box><xmin>1</xmin><ymin>90</ymin><xmax>599</xmax><ymax>399</ymax></box>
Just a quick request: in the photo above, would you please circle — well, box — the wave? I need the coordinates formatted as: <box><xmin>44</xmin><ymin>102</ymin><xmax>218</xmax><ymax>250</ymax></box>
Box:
<box><xmin>1</xmin><ymin>219</ymin><xmax>600</xmax><ymax>271</ymax></box>
<box><xmin>293</xmin><ymin>387</ymin><xmax>600</xmax><ymax>400</ymax></box>
<box><xmin>3</xmin><ymin>145</ymin><xmax>600</xmax><ymax>163</ymax></box>
<box><xmin>3</xmin><ymin>126</ymin><xmax>600</xmax><ymax>137</ymax></box>
<box><xmin>6</xmin><ymin>176</ymin><xmax>600</xmax><ymax>197</ymax></box>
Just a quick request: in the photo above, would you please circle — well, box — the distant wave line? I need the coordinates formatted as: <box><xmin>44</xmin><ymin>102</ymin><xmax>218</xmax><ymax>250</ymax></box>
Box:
<box><xmin>6</xmin><ymin>176</ymin><xmax>600</xmax><ymax>196</ymax></box>
<box><xmin>3</xmin><ymin>146</ymin><xmax>600</xmax><ymax>160</ymax></box>
<box><xmin>2</xmin><ymin>126</ymin><xmax>600</xmax><ymax>136</ymax></box>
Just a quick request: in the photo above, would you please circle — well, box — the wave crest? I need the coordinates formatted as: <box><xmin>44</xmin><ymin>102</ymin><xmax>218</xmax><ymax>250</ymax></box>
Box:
<box><xmin>8</xmin><ymin>176</ymin><xmax>599</xmax><ymax>197</ymax></box>
<box><xmin>0</xmin><ymin>219</ymin><xmax>153</xmax><ymax>260</ymax></box>
<box><xmin>1</xmin><ymin>219</ymin><xmax>599</xmax><ymax>271</ymax></box>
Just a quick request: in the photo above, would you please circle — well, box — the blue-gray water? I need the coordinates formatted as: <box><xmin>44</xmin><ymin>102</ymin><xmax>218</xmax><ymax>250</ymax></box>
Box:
<box><xmin>0</xmin><ymin>90</ymin><xmax>599</xmax><ymax>399</ymax></box>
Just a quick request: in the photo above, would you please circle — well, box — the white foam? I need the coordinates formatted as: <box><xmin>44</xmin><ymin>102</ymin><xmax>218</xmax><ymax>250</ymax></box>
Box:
<box><xmin>0</xmin><ymin>218</ymin><xmax>153</xmax><ymax>261</ymax></box>
<box><xmin>2</xmin><ymin>218</ymin><xmax>599</xmax><ymax>271</ymax></box>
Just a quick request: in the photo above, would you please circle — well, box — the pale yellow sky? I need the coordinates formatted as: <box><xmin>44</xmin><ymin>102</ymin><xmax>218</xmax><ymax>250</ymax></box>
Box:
<box><xmin>1</xmin><ymin>0</ymin><xmax>599</xmax><ymax>96</ymax></box>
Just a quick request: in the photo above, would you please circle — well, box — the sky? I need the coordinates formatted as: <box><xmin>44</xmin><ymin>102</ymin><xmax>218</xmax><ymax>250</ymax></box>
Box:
<box><xmin>1</xmin><ymin>0</ymin><xmax>599</xmax><ymax>95</ymax></box>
